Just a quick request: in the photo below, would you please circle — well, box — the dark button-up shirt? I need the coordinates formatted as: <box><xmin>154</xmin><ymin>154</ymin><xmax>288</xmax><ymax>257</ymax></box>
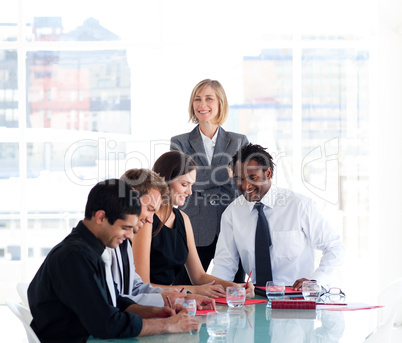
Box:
<box><xmin>28</xmin><ymin>221</ymin><xmax>143</xmax><ymax>343</ymax></box>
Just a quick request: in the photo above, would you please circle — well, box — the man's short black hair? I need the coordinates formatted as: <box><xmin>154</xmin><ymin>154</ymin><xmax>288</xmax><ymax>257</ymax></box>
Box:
<box><xmin>232</xmin><ymin>143</ymin><xmax>275</xmax><ymax>176</ymax></box>
<box><xmin>84</xmin><ymin>179</ymin><xmax>141</xmax><ymax>225</ymax></box>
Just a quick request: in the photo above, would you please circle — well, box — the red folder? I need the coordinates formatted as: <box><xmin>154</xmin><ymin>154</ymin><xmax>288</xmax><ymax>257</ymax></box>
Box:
<box><xmin>271</xmin><ymin>300</ymin><xmax>316</xmax><ymax>309</ymax></box>
<box><xmin>196</xmin><ymin>309</ymin><xmax>217</xmax><ymax>316</ymax></box>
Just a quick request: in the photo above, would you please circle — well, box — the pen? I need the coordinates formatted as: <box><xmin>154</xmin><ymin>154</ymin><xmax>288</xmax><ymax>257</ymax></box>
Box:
<box><xmin>166</xmin><ymin>295</ymin><xmax>173</xmax><ymax>309</ymax></box>
<box><xmin>180</xmin><ymin>287</ymin><xmax>184</xmax><ymax>293</ymax></box>
<box><xmin>316</xmin><ymin>303</ymin><xmax>347</xmax><ymax>306</ymax></box>
<box><xmin>245</xmin><ymin>271</ymin><xmax>252</xmax><ymax>287</ymax></box>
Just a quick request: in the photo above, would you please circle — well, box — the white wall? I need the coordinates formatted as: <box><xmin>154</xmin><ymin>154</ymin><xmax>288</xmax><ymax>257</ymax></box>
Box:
<box><xmin>377</xmin><ymin>0</ymin><xmax>402</xmax><ymax>286</ymax></box>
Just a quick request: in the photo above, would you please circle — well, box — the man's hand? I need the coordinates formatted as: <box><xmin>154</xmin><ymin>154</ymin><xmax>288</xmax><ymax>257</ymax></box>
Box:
<box><xmin>163</xmin><ymin>310</ymin><xmax>201</xmax><ymax>333</ymax></box>
<box><xmin>244</xmin><ymin>282</ymin><xmax>255</xmax><ymax>298</ymax></box>
<box><xmin>187</xmin><ymin>294</ymin><xmax>215</xmax><ymax>310</ymax></box>
<box><xmin>161</xmin><ymin>289</ymin><xmax>187</xmax><ymax>308</ymax></box>
<box><xmin>193</xmin><ymin>280</ymin><xmax>226</xmax><ymax>298</ymax></box>
<box><xmin>139</xmin><ymin>310</ymin><xmax>200</xmax><ymax>336</ymax></box>
<box><xmin>156</xmin><ymin>306</ymin><xmax>177</xmax><ymax>318</ymax></box>
<box><xmin>292</xmin><ymin>278</ymin><xmax>310</xmax><ymax>291</ymax></box>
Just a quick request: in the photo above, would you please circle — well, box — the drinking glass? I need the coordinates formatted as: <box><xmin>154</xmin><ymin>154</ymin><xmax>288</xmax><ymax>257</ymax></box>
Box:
<box><xmin>265</xmin><ymin>281</ymin><xmax>285</xmax><ymax>307</ymax></box>
<box><xmin>206</xmin><ymin>312</ymin><xmax>230</xmax><ymax>337</ymax></box>
<box><xmin>302</xmin><ymin>281</ymin><xmax>321</xmax><ymax>302</ymax></box>
<box><xmin>226</xmin><ymin>286</ymin><xmax>246</xmax><ymax>308</ymax></box>
<box><xmin>174</xmin><ymin>297</ymin><xmax>197</xmax><ymax>316</ymax></box>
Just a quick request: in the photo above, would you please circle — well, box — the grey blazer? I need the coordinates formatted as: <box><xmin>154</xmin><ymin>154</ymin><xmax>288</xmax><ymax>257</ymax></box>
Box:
<box><xmin>170</xmin><ymin>125</ymin><xmax>248</xmax><ymax>246</ymax></box>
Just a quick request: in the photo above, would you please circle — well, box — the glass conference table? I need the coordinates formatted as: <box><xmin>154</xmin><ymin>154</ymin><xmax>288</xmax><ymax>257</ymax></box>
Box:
<box><xmin>88</xmin><ymin>297</ymin><xmax>381</xmax><ymax>343</ymax></box>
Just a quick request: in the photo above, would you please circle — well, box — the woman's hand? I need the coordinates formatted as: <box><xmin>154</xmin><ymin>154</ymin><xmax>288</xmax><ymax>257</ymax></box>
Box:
<box><xmin>192</xmin><ymin>280</ymin><xmax>226</xmax><ymax>298</ymax></box>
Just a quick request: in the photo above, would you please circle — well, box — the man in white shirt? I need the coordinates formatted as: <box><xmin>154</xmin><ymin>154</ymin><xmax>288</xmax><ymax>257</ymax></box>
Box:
<box><xmin>211</xmin><ymin>143</ymin><xmax>345</xmax><ymax>290</ymax></box>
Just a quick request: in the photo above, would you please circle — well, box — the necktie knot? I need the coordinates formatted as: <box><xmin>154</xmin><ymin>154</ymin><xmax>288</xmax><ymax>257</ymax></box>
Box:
<box><xmin>254</xmin><ymin>202</ymin><xmax>264</xmax><ymax>213</ymax></box>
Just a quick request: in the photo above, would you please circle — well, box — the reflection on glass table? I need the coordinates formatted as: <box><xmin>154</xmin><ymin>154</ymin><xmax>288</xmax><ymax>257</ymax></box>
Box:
<box><xmin>266</xmin><ymin>308</ymin><xmax>345</xmax><ymax>343</ymax></box>
<box><xmin>88</xmin><ymin>330</ymin><xmax>201</xmax><ymax>343</ymax></box>
<box><xmin>226</xmin><ymin>306</ymin><xmax>255</xmax><ymax>343</ymax></box>
<box><xmin>88</xmin><ymin>301</ymin><xmax>379</xmax><ymax>343</ymax></box>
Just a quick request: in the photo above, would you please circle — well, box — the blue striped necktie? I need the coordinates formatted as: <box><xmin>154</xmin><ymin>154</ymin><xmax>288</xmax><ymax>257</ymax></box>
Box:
<box><xmin>254</xmin><ymin>202</ymin><xmax>273</xmax><ymax>286</ymax></box>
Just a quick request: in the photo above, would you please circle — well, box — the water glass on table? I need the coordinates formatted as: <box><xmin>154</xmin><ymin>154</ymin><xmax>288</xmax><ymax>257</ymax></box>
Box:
<box><xmin>206</xmin><ymin>312</ymin><xmax>230</xmax><ymax>338</ymax></box>
<box><xmin>226</xmin><ymin>286</ymin><xmax>246</xmax><ymax>308</ymax></box>
<box><xmin>302</xmin><ymin>280</ymin><xmax>321</xmax><ymax>302</ymax></box>
<box><xmin>266</xmin><ymin>281</ymin><xmax>285</xmax><ymax>307</ymax></box>
<box><xmin>174</xmin><ymin>297</ymin><xmax>197</xmax><ymax>316</ymax></box>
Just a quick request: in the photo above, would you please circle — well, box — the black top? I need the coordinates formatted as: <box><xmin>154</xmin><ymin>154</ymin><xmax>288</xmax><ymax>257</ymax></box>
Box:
<box><xmin>28</xmin><ymin>221</ymin><xmax>143</xmax><ymax>343</ymax></box>
<box><xmin>150</xmin><ymin>207</ymin><xmax>188</xmax><ymax>285</ymax></box>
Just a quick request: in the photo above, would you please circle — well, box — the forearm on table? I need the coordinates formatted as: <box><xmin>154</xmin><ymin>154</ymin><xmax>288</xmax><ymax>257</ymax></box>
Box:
<box><xmin>195</xmin><ymin>273</ymin><xmax>235</xmax><ymax>289</ymax></box>
<box><xmin>147</xmin><ymin>283</ymin><xmax>181</xmax><ymax>291</ymax></box>
<box><xmin>125</xmin><ymin>304</ymin><xmax>158</xmax><ymax>318</ymax></box>
<box><xmin>138</xmin><ymin>318</ymin><xmax>171</xmax><ymax>336</ymax></box>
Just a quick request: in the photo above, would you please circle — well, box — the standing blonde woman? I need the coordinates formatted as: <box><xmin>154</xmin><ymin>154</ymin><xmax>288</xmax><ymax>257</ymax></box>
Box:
<box><xmin>170</xmin><ymin>79</ymin><xmax>249</xmax><ymax>284</ymax></box>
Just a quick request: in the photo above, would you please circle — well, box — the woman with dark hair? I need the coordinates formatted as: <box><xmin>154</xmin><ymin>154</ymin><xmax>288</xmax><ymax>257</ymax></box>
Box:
<box><xmin>131</xmin><ymin>151</ymin><xmax>254</xmax><ymax>298</ymax></box>
<box><xmin>170</xmin><ymin>79</ymin><xmax>249</xmax><ymax>284</ymax></box>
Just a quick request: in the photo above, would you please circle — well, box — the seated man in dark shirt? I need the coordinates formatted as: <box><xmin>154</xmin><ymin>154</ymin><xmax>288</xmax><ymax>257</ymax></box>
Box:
<box><xmin>28</xmin><ymin>179</ymin><xmax>200</xmax><ymax>343</ymax></box>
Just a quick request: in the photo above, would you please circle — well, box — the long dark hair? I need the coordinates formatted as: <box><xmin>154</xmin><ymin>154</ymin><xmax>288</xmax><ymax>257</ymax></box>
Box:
<box><xmin>152</xmin><ymin>151</ymin><xmax>197</xmax><ymax>235</ymax></box>
<box><xmin>153</xmin><ymin>150</ymin><xmax>197</xmax><ymax>183</ymax></box>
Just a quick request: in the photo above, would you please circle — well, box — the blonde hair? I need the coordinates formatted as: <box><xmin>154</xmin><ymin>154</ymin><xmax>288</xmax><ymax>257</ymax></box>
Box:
<box><xmin>188</xmin><ymin>79</ymin><xmax>229</xmax><ymax>126</ymax></box>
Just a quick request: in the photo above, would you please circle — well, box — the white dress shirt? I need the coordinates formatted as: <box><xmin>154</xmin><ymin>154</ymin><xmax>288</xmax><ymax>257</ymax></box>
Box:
<box><xmin>199</xmin><ymin>126</ymin><xmax>219</xmax><ymax>165</ymax></box>
<box><xmin>101</xmin><ymin>249</ymin><xmax>117</xmax><ymax>306</ymax></box>
<box><xmin>109</xmin><ymin>242</ymin><xmax>164</xmax><ymax>307</ymax></box>
<box><xmin>211</xmin><ymin>185</ymin><xmax>345</xmax><ymax>288</ymax></box>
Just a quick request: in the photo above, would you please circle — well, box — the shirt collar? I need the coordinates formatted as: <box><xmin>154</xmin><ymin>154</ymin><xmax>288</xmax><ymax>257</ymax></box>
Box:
<box><xmin>74</xmin><ymin>220</ymin><xmax>105</xmax><ymax>256</ymax></box>
<box><xmin>199</xmin><ymin>126</ymin><xmax>219</xmax><ymax>147</ymax></box>
<box><xmin>244</xmin><ymin>184</ymin><xmax>277</xmax><ymax>213</ymax></box>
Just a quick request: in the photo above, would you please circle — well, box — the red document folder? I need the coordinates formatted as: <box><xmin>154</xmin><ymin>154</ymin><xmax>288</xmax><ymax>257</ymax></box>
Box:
<box><xmin>271</xmin><ymin>300</ymin><xmax>316</xmax><ymax>309</ymax></box>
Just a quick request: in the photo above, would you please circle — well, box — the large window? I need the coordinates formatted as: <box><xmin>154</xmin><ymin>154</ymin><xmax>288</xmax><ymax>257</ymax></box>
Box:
<box><xmin>2</xmin><ymin>0</ymin><xmax>402</xmax><ymax>310</ymax></box>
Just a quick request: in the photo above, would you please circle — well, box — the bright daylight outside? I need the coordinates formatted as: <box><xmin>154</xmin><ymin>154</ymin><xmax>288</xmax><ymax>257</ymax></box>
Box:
<box><xmin>1</xmin><ymin>0</ymin><xmax>402</xmax><ymax>342</ymax></box>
